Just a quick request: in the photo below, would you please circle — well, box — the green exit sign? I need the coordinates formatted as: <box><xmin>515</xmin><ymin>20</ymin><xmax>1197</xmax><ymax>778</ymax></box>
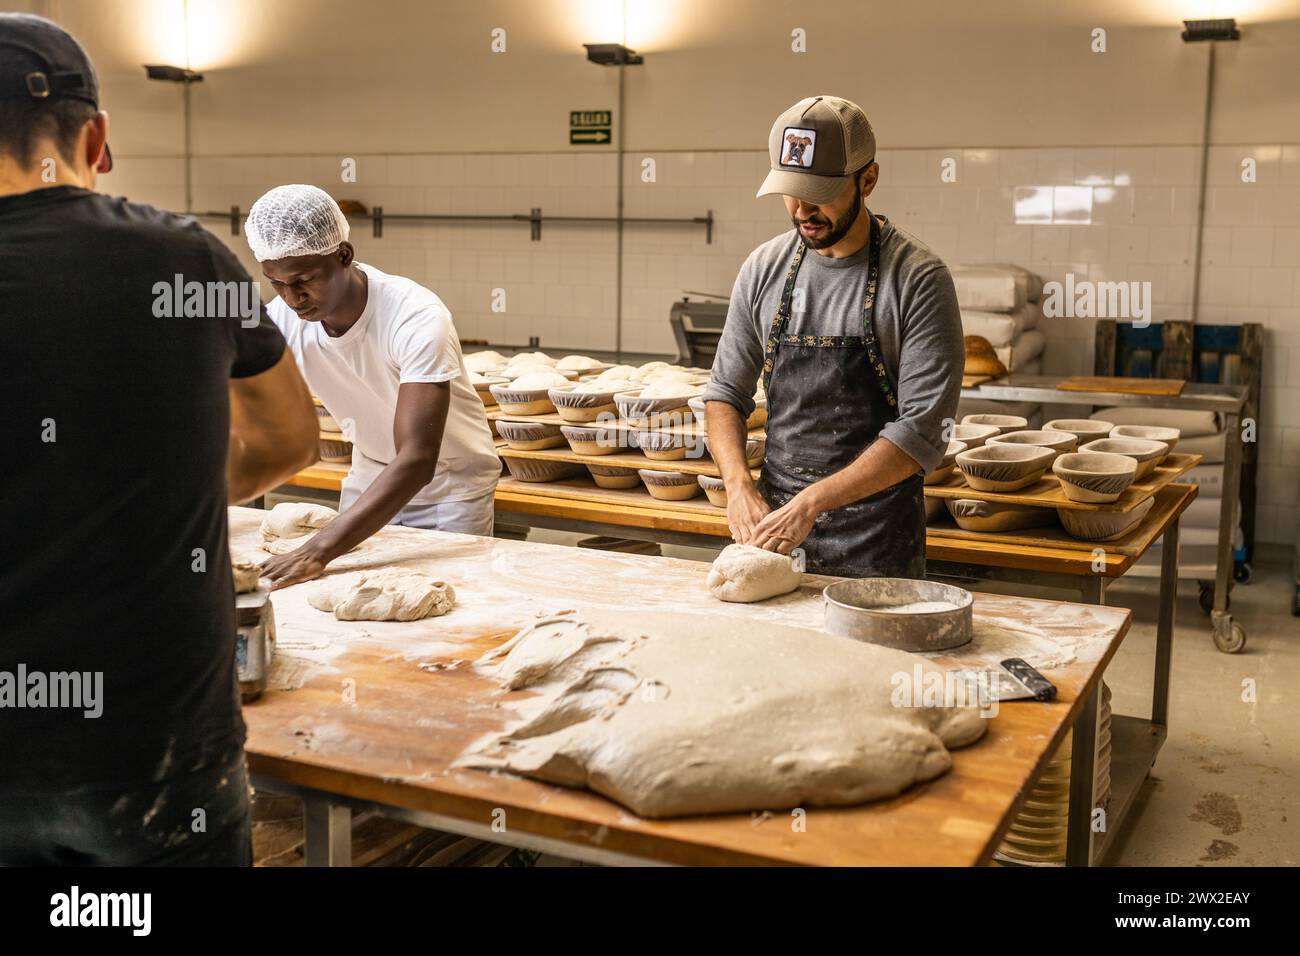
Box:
<box><xmin>570</xmin><ymin>110</ymin><xmax>612</xmax><ymax>128</ymax></box>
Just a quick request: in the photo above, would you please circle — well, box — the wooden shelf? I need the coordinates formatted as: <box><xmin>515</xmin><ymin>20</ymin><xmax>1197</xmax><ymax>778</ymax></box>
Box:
<box><xmin>499</xmin><ymin>445</ymin><xmax>760</xmax><ymax>479</ymax></box>
<box><xmin>924</xmin><ymin>453</ymin><xmax>1200</xmax><ymax>514</ymax></box>
<box><xmin>926</xmin><ymin>483</ymin><xmax>1198</xmax><ymax>559</ymax></box>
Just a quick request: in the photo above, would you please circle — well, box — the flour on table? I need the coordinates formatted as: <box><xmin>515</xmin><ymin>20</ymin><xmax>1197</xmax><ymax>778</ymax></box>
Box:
<box><xmin>706</xmin><ymin>544</ymin><xmax>802</xmax><ymax>603</ymax></box>
<box><xmin>308</xmin><ymin>568</ymin><xmax>456</xmax><ymax>622</ymax></box>
<box><xmin>456</xmin><ymin>609</ymin><xmax>986</xmax><ymax>818</ymax></box>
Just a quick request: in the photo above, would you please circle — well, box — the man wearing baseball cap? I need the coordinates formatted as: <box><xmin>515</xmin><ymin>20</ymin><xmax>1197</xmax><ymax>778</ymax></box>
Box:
<box><xmin>704</xmin><ymin>96</ymin><xmax>963</xmax><ymax>578</ymax></box>
<box><xmin>1</xmin><ymin>14</ymin><xmax>318</xmax><ymax>864</ymax></box>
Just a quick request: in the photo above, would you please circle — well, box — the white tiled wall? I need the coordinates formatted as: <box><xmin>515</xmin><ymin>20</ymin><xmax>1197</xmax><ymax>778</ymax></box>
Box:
<box><xmin>101</xmin><ymin>142</ymin><xmax>1300</xmax><ymax>541</ymax></box>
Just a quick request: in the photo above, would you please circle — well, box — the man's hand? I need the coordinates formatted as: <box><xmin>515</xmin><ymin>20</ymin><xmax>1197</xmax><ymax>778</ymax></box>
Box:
<box><xmin>750</xmin><ymin>492</ymin><xmax>819</xmax><ymax>554</ymax></box>
<box><xmin>727</xmin><ymin>481</ymin><xmax>771</xmax><ymax>545</ymax></box>
<box><xmin>258</xmin><ymin>542</ymin><xmax>330</xmax><ymax>590</ymax></box>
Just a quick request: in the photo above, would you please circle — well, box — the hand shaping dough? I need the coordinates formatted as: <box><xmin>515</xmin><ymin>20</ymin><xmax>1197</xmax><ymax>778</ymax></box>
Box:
<box><xmin>231</xmin><ymin>551</ymin><xmax>262</xmax><ymax>593</ymax></box>
<box><xmin>707</xmin><ymin>544</ymin><xmax>802</xmax><ymax>602</ymax></box>
<box><xmin>457</xmin><ymin>609</ymin><xmax>987</xmax><ymax>818</ymax></box>
<box><xmin>308</xmin><ymin>568</ymin><xmax>456</xmax><ymax>622</ymax></box>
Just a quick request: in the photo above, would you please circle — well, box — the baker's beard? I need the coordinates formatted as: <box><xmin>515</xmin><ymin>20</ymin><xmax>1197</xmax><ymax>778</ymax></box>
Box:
<box><xmin>792</xmin><ymin>184</ymin><xmax>862</xmax><ymax>249</ymax></box>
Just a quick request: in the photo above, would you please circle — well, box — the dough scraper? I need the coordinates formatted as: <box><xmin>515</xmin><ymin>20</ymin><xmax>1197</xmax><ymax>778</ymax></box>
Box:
<box><xmin>959</xmin><ymin>658</ymin><xmax>1057</xmax><ymax>703</ymax></box>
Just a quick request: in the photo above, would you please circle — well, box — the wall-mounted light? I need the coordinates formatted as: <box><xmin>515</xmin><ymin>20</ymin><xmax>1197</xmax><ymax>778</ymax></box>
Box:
<box><xmin>143</xmin><ymin>64</ymin><xmax>204</xmax><ymax>83</ymax></box>
<box><xmin>583</xmin><ymin>43</ymin><xmax>643</xmax><ymax>66</ymax></box>
<box><xmin>1181</xmin><ymin>18</ymin><xmax>1240</xmax><ymax>41</ymax></box>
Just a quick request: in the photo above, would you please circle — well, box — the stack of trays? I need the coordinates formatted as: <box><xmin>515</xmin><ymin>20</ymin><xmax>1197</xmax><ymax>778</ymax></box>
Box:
<box><xmin>313</xmin><ymin>397</ymin><xmax>351</xmax><ymax>464</ymax></box>
<box><xmin>487</xmin><ymin>366</ymin><xmax>766</xmax><ymax>508</ymax></box>
<box><xmin>996</xmin><ymin>683</ymin><xmax>1112</xmax><ymax>866</ymax></box>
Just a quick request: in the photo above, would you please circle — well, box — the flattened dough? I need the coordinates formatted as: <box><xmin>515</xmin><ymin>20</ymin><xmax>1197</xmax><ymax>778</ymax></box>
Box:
<box><xmin>457</xmin><ymin>609</ymin><xmax>986</xmax><ymax>818</ymax></box>
<box><xmin>260</xmin><ymin>502</ymin><xmax>338</xmax><ymax>543</ymax></box>
<box><xmin>308</xmin><ymin>568</ymin><xmax>456</xmax><ymax>622</ymax></box>
<box><xmin>706</xmin><ymin>543</ymin><xmax>801</xmax><ymax>603</ymax></box>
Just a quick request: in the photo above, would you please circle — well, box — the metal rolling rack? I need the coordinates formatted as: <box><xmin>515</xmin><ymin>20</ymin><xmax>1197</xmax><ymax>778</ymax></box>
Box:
<box><xmin>958</xmin><ymin>374</ymin><xmax>1250</xmax><ymax>653</ymax></box>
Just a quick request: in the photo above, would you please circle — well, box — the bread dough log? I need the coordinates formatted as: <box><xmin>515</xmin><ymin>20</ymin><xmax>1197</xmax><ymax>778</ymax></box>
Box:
<box><xmin>308</xmin><ymin>569</ymin><xmax>456</xmax><ymax>622</ymax></box>
<box><xmin>260</xmin><ymin>502</ymin><xmax>338</xmax><ymax>544</ymax></box>
<box><xmin>231</xmin><ymin>551</ymin><xmax>262</xmax><ymax>593</ymax></box>
<box><xmin>457</xmin><ymin>609</ymin><xmax>987</xmax><ymax>818</ymax></box>
<box><xmin>706</xmin><ymin>544</ymin><xmax>802</xmax><ymax>603</ymax></box>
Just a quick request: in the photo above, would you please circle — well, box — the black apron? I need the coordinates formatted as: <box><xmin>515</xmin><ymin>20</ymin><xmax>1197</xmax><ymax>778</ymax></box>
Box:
<box><xmin>757</xmin><ymin>215</ymin><xmax>926</xmax><ymax>579</ymax></box>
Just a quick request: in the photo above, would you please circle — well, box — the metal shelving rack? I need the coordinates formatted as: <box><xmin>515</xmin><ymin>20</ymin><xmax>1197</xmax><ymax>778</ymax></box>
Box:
<box><xmin>960</xmin><ymin>375</ymin><xmax>1250</xmax><ymax>653</ymax></box>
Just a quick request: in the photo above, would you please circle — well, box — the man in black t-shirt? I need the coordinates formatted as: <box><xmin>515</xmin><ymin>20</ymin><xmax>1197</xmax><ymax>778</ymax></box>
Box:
<box><xmin>0</xmin><ymin>15</ymin><xmax>319</xmax><ymax>865</ymax></box>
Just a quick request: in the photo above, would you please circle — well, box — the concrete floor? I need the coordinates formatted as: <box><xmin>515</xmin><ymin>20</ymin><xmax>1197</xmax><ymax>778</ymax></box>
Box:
<box><xmin>530</xmin><ymin>529</ymin><xmax>1298</xmax><ymax>866</ymax></box>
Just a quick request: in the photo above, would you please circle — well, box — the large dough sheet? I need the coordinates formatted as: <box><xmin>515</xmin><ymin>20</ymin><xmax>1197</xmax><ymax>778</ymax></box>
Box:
<box><xmin>458</xmin><ymin>609</ymin><xmax>988</xmax><ymax>818</ymax></box>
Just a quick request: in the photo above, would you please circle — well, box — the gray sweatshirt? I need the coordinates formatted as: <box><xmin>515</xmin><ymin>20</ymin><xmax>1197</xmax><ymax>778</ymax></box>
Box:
<box><xmin>703</xmin><ymin>214</ymin><xmax>963</xmax><ymax>473</ymax></box>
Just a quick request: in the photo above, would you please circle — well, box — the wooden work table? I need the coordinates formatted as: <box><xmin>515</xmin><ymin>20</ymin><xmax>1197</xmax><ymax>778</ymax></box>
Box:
<box><xmin>231</xmin><ymin>506</ymin><xmax>1134</xmax><ymax>867</ymax></box>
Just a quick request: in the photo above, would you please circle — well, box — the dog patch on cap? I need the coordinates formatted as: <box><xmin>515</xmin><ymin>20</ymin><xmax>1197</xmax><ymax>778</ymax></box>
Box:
<box><xmin>780</xmin><ymin>127</ymin><xmax>816</xmax><ymax>169</ymax></box>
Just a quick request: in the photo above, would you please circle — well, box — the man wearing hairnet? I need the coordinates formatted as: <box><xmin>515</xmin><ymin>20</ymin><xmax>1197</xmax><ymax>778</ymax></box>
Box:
<box><xmin>245</xmin><ymin>185</ymin><xmax>500</xmax><ymax>588</ymax></box>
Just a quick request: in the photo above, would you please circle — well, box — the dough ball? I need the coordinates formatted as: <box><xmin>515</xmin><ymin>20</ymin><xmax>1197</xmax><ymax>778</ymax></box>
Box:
<box><xmin>597</xmin><ymin>364</ymin><xmax>638</xmax><ymax>380</ymax></box>
<box><xmin>308</xmin><ymin>569</ymin><xmax>456</xmax><ymax>622</ymax></box>
<box><xmin>644</xmin><ymin>368</ymin><xmax>696</xmax><ymax>385</ymax></box>
<box><xmin>573</xmin><ymin>378</ymin><xmax>637</xmax><ymax>394</ymax></box>
<box><xmin>556</xmin><ymin>355</ymin><xmax>603</xmax><ymax>370</ymax></box>
<box><xmin>707</xmin><ymin>544</ymin><xmax>802</xmax><ymax>603</ymax></box>
<box><xmin>464</xmin><ymin>350</ymin><xmax>505</xmax><ymax>372</ymax></box>
<box><xmin>630</xmin><ymin>361</ymin><xmax>671</xmax><ymax>382</ymax></box>
<box><xmin>260</xmin><ymin>502</ymin><xmax>338</xmax><ymax>543</ymax></box>
<box><xmin>639</xmin><ymin>381</ymin><xmax>703</xmax><ymax>400</ymax></box>
<box><xmin>506</xmin><ymin>351</ymin><xmax>555</xmax><ymax>367</ymax></box>
<box><xmin>510</xmin><ymin>371</ymin><xmax>571</xmax><ymax>391</ymax></box>
<box><xmin>231</xmin><ymin>551</ymin><xmax>263</xmax><ymax>593</ymax></box>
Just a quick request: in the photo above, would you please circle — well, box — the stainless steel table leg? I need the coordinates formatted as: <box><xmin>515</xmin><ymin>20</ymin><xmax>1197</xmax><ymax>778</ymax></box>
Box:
<box><xmin>1066</xmin><ymin>681</ymin><xmax>1101</xmax><ymax>867</ymax></box>
<box><xmin>303</xmin><ymin>799</ymin><xmax>352</xmax><ymax>867</ymax></box>
<box><xmin>1212</xmin><ymin>411</ymin><xmax>1246</xmax><ymax>652</ymax></box>
<box><xmin>1153</xmin><ymin>520</ymin><xmax>1179</xmax><ymax>728</ymax></box>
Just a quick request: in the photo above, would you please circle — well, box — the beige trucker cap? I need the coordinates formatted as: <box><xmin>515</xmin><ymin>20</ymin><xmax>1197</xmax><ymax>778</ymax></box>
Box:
<box><xmin>757</xmin><ymin>95</ymin><xmax>876</xmax><ymax>204</ymax></box>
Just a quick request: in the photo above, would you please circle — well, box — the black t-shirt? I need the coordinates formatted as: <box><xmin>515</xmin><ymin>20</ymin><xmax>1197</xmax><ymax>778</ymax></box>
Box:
<box><xmin>0</xmin><ymin>186</ymin><xmax>285</xmax><ymax>787</ymax></box>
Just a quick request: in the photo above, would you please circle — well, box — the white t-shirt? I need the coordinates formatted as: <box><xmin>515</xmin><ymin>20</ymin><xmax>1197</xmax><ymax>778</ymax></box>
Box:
<box><xmin>268</xmin><ymin>263</ymin><xmax>500</xmax><ymax>506</ymax></box>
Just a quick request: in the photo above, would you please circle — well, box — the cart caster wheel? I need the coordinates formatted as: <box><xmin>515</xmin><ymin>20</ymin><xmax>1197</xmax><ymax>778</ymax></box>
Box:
<box><xmin>1214</xmin><ymin>622</ymin><xmax>1246</xmax><ymax>654</ymax></box>
<box><xmin>1197</xmin><ymin>583</ymin><xmax>1221</xmax><ymax>616</ymax></box>
<box><xmin>1234</xmin><ymin>562</ymin><xmax>1253</xmax><ymax>585</ymax></box>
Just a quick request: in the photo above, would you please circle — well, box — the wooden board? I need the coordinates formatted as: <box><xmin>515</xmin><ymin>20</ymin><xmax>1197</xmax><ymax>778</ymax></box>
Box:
<box><xmin>499</xmin><ymin>445</ymin><xmax>760</xmax><ymax>479</ymax></box>
<box><xmin>926</xmin><ymin>483</ymin><xmax>1198</xmax><ymax>565</ymax></box>
<box><xmin>496</xmin><ymin>484</ymin><xmax>732</xmax><ymax>538</ymax></box>
<box><xmin>229</xmin><ymin>506</ymin><xmax>1133</xmax><ymax>867</ymax></box>
<box><xmin>924</xmin><ymin>453</ymin><xmax>1200</xmax><ymax>514</ymax></box>
<box><xmin>1057</xmin><ymin>375</ymin><xmax>1186</xmax><ymax>396</ymax></box>
<box><xmin>497</xmin><ymin>475</ymin><xmax>725</xmax><ymax>517</ymax></box>
<box><xmin>289</xmin><ymin>461</ymin><xmax>349</xmax><ymax>492</ymax></box>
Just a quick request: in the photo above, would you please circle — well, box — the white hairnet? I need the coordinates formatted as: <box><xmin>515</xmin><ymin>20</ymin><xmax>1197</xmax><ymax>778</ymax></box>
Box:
<box><xmin>244</xmin><ymin>184</ymin><xmax>350</xmax><ymax>262</ymax></box>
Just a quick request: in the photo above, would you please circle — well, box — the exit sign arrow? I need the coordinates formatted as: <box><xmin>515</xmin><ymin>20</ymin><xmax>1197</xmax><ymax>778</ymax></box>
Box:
<box><xmin>570</xmin><ymin>128</ymin><xmax>611</xmax><ymax>144</ymax></box>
